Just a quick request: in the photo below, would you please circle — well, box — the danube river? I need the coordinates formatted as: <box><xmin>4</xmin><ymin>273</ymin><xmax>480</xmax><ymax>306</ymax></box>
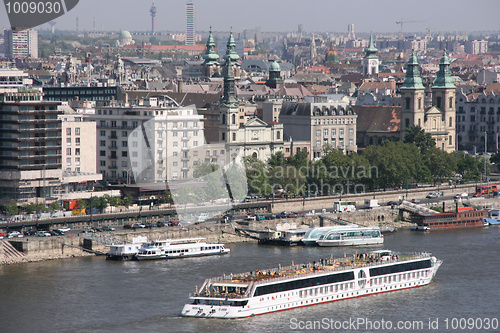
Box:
<box><xmin>1</xmin><ymin>227</ymin><xmax>499</xmax><ymax>333</ymax></box>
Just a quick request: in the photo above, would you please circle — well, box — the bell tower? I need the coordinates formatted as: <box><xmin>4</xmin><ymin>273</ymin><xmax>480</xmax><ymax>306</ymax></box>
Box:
<box><xmin>400</xmin><ymin>51</ymin><xmax>425</xmax><ymax>140</ymax></box>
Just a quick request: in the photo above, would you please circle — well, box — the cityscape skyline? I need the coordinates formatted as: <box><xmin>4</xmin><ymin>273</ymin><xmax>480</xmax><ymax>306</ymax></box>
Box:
<box><xmin>1</xmin><ymin>0</ymin><xmax>499</xmax><ymax>35</ymax></box>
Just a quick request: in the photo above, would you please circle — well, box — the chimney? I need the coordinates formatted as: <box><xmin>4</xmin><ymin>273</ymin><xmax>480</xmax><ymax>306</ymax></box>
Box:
<box><xmin>178</xmin><ymin>79</ymin><xmax>183</xmax><ymax>93</ymax></box>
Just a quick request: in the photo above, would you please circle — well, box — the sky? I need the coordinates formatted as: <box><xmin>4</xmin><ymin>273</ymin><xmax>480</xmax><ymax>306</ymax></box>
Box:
<box><xmin>1</xmin><ymin>0</ymin><xmax>499</xmax><ymax>35</ymax></box>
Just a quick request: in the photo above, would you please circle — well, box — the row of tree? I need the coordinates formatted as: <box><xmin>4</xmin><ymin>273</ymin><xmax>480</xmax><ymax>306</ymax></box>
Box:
<box><xmin>244</xmin><ymin>126</ymin><xmax>490</xmax><ymax>197</ymax></box>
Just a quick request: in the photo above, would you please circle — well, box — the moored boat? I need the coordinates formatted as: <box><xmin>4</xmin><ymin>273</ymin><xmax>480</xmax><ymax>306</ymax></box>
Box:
<box><xmin>302</xmin><ymin>225</ymin><xmax>383</xmax><ymax>246</ymax></box>
<box><xmin>134</xmin><ymin>237</ymin><xmax>229</xmax><ymax>260</ymax></box>
<box><xmin>181</xmin><ymin>250</ymin><xmax>442</xmax><ymax>318</ymax></box>
<box><xmin>106</xmin><ymin>236</ymin><xmax>148</xmax><ymax>261</ymax></box>
<box><xmin>411</xmin><ymin>206</ymin><xmax>488</xmax><ymax>230</ymax></box>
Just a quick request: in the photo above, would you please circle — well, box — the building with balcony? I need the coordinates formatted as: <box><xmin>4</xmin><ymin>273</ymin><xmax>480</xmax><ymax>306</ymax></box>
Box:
<box><xmin>279</xmin><ymin>95</ymin><xmax>358</xmax><ymax>159</ymax></box>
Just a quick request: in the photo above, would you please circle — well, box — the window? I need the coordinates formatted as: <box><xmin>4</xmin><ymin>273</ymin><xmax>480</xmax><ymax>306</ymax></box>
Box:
<box><xmin>316</xmin><ymin>140</ymin><xmax>321</xmax><ymax>147</ymax></box>
<box><xmin>75</xmin><ymin>128</ymin><xmax>80</xmax><ymax>135</ymax></box>
<box><xmin>222</xmin><ymin>133</ymin><xmax>226</xmax><ymax>141</ymax></box>
<box><xmin>66</xmin><ymin>148</ymin><xmax>71</xmax><ymax>155</ymax></box>
<box><xmin>173</xmin><ymin>131</ymin><xmax>178</xmax><ymax>137</ymax></box>
<box><xmin>449</xmin><ymin>97</ymin><xmax>453</xmax><ymax>108</ymax></box>
<box><xmin>75</xmin><ymin>148</ymin><xmax>80</xmax><ymax>156</ymax></box>
<box><xmin>323</xmin><ymin>129</ymin><xmax>328</xmax><ymax>137</ymax></box>
<box><xmin>449</xmin><ymin>117</ymin><xmax>452</xmax><ymax>127</ymax></box>
<box><xmin>349</xmin><ymin>128</ymin><xmax>354</xmax><ymax>135</ymax></box>
<box><xmin>173</xmin><ymin>141</ymin><xmax>178</xmax><ymax>147</ymax></box>
<box><xmin>232</xmin><ymin>114</ymin><xmax>236</xmax><ymax>124</ymax></box>
<box><xmin>66</xmin><ymin>158</ymin><xmax>71</xmax><ymax>166</ymax></box>
<box><xmin>100</xmin><ymin>130</ymin><xmax>105</xmax><ymax>136</ymax></box>
<box><xmin>121</xmin><ymin>161</ymin><xmax>128</xmax><ymax>167</ymax></box>
<box><xmin>75</xmin><ymin>158</ymin><xmax>80</xmax><ymax>166</ymax></box>
<box><xmin>436</xmin><ymin>96</ymin><xmax>442</xmax><ymax>109</ymax></box>
<box><xmin>132</xmin><ymin>141</ymin><xmax>138</xmax><ymax>148</ymax></box>
<box><xmin>111</xmin><ymin>121</ymin><xmax>116</xmax><ymax>128</ymax></box>
<box><xmin>66</xmin><ymin>128</ymin><xmax>71</xmax><ymax>136</ymax></box>
<box><xmin>100</xmin><ymin>160</ymin><xmax>106</xmax><ymax>166</ymax></box>
<box><xmin>100</xmin><ymin>150</ymin><xmax>106</xmax><ymax>156</ymax></box>
<box><xmin>122</xmin><ymin>141</ymin><xmax>128</xmax><ymax>147</ymax></box>
<box><xmin>173</xmin><ymin>162</ymin><xmax>178</xmax><ymax>167</ymax></box>
<box><xmin>66</xmin><ymin>138</ymin><xmax>71</xmax><ymax>145</ymax></box>
<box><xmin>122</xmin><ymin>131</ymin><xmax>128</xmax><ymax>137</ymax></box>
<box><xmin>405</xmin><ymin>97</ymin><xmax>411</xmax><ymax>110</ymax></box>
<box><xmin>449</xmin><ymin>136</ymin><xmax>452</xmax><ymax>145</ymax></box>
<box><xmin>100</xmin><ymin>140</ymin><xmax>106</xmax><ymax>147</ymax></box>
<box><xmin>277</xmin><ymin>131</ymin><xmax>281</xmax><ymax>140</ymax></box>
<box><xmin>122</xmin><ymin>151</ymin><xmax>128</xmax><ymax>157</ymax></box>
<box><xmin>316</xmin><ymin>130</ymin><xmax>321</xmax><ymax>138</ymax></box>
<box><xmin>232</xmin><ymin>133</ymin><xmax>236</xmax><ymax>141</ymax></box>
<box><xmin>75</xmin><ymin>138</ymin><xmax>80</xmax><ymax>145</ymax></box>
<box><xmin>193</xmin><ymin>141</ymin><xmax>198</xmax><ymax>147</ymax></box>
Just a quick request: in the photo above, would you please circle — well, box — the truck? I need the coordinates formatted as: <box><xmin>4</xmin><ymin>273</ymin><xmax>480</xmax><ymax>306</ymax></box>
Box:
<box><xmin>364</xmin><ymin>199</ymin><xmax>380</xmax><ymax>209</ymax></box>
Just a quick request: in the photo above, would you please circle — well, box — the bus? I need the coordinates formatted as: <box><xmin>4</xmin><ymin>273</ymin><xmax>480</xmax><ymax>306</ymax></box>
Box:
<box><xmin>333</xmin><ymin>201</ymin><xmax>356</xmax><ymax>213</ymax></box>
<box><xmin>475</xmin><ymin>184</ymin><xmax>497</xmax><ymax>196</ymax></box>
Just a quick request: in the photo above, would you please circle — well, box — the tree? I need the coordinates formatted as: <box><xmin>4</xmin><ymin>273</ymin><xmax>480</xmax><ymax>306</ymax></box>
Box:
<box><xmin>49</xmin><ymin>201</ymin><xmax>61</xmax><ymax>212</ymax></box>
<box><xmin>4</xmin><ymin>202</ymin><xmax>18</xmax><ymax>215</ymax></box>
<box><xmin>244</xmin><ymin>156</ymin><xmax>271</xmax><ymax>196</ymax></box>
<box><xmin>404</xmin><ymin>126</ymin><xmax>436</xmax><ymax>154</ymax></box>
<box><xmin>267</xmin><ymin>151</ymin><xmax>286</xmax><ymax>168</ymax></box>
<box><xmin>193</xmin><ymin>162</ymin><xmax>218</xmax><ymax>178</ymax></box>
<box><xmin>122</xmin><ymin>195</ymin><xmax>134</xmax><ymax>208</ymax></box>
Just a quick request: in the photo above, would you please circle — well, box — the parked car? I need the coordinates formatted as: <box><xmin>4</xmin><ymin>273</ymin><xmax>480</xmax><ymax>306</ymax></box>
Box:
<box><xmin>0</xmin><ymin>232</ymin><xmax>4</xmax><ymax>239</ymax></box>
<box><xmin>123</xmin><ymin>224</ymin><xmax>132</xmax><ymax>229</ymax></box>
<box><xmin>8</xmin><ymin>231</ymin><xmax>23</xmax><ymax>238</ymax></box>
<box><xmin>156</xmin><ymin>221</ymin><xmax>166</xmax><ymax>227</ymax></box>
<box><xmin>277</xmin><ymin>212</ymin><xmax>288</xmax><ymax>218</ymax></box>
<box><xmin>132</xmin><ymin>223</ymin><xmax>146</xmax><ymax>229</ymax></box>
<box><xmin>102</xmin><ymin>226</ymin><xmax>116</xmax><ymax>231</ymax></box>
<box><xmin>36</xmin><ymin>231</ymin><xmax>51</xmax><ymax>237</ymax></box>
<box><xmin>58</xmin><ymin>227</ymin><xmax>71</xmax><ymax>233</ymax></box>
<box><xmin>245</xmin><ymin>214</ymin><xmax>256</xmax><ymax>221</ymax></box>
<box><xmin>48</xmin><ymin>230</ymin><xmax>60</xmax><ymax>236</ymax></box>
<box><xmin>387</xmin><ymin>201</ymin><xmax>399</xmax><ymax>206</ymax></box>
<box><xmin>411</xmin><ymin>198</ymin><xmax>421</xmax><ymax>203</ymax></box>
<box><xmin>287</xmin><ymin>212</ymin><xmax>298</xmax><ymax>218</ymax></box>
<box><xmin>167</xmin><ymin>221</ymin><xmax>179</xmax><ymax>227</ymax></box>
<box><xmin>256</xmin><ymin>215</ymin><xmax>266</xmax><ymax>221</ymax></box>
<box><xmin>24</xmin><ymin>229</ymin><xmax>37</xmax><ymax>236</ymax></box>
<box><xmin>144</xmin><ymin>222</ymin><xmax>156</xmax><ymax>229</ymax></box>
<box><xmin>454</xmin><ymin>193</ymin><xmax>468</xmax><ymax>199</ymax></box>
<box><xmin>426</xmin><ymin>192</ymin><xmax>439</xmax><ymax>199</ymax></box>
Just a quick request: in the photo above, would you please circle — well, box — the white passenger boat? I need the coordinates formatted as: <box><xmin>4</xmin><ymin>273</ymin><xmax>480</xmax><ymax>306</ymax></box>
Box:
<box><xmin>106</xmin><ymin>236</ymin><xmax>148</xmax><ymax>261</ymax></box>
<box><xmin>302</xmin><ymin>225</ymin><xmax>383</xmax><ymax>246</ymax></box>
<box><xmin>181</xmin><ymin>250</ymin><xmax>442</xmax><ymax>318</ymax></box>
<box><xmin>134</xmin><ymin>237</ymin><xmax>230</xmax><ymax>260</ymax></box>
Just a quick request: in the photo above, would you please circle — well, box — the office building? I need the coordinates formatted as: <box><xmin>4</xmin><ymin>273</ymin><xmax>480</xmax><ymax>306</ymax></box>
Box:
<box><xmin>3</xmin><ymin>28</ymin><xmax>38</xmax><ymax>59</ymax></box>
<box><xmin>185</xmin><ymin>1</ymin><xmax>196</xmax><ymax>46</ymax></box>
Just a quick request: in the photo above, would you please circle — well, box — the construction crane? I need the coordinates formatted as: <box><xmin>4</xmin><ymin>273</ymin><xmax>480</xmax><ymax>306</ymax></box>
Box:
<box><xmin>396</xmin><ymin>19</ymin><xmax>424</xmax><ymax>39</ymax></box>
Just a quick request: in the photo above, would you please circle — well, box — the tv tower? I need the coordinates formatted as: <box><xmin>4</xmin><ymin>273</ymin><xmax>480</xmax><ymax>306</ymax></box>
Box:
<box><xmin>150</xmin><ymin>1</ymin><xmax>157</xmax><ymax>34</ymax></box>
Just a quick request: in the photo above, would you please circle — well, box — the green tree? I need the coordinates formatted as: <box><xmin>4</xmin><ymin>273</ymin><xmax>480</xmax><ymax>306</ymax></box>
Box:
<box><xmin>4</xmin><ymin>202</ymin><xmax>18</xmax><ymax>215</ymax></box>
<box><xmin>122</xmin><ymin>194</ymin><xmax>134</xmax><ymax>208</ymax></box>
<box><xmin>267</xmin><ymin>151</ymin><xmax>286</xmax><ymax>168</ymax></box>
<box><xmin>193</xmin><ymin>162</ymin><xmax>218</xmax><ymax>178</ymax></box>
<box><xmin>244</xmin><ymin>156</ymin><xmax>271</xmax><ymax>196</ymax></box>
<box><xmin>49</xmin><ymin>201</ymin><xmax>61</xmax><ymax>212</ymax></box>
<box><xmin>404</xmin><ymin>126</ymin><xmax>436</xmax><ymax>154</ymax></box>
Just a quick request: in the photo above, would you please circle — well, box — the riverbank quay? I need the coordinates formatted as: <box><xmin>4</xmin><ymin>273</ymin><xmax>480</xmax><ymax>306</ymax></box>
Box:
<box><xmin>1</xmin><ymin>195</ymin><xmax>497</xmax><ymax>266</ymax></box>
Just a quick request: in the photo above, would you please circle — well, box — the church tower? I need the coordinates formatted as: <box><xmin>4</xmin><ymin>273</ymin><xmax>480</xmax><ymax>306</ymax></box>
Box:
<box><xmin>219</xmin><ymin>31</ymin><xmax>240</xmax><ymax>152</ymax></box>
<box><xmin>400</xmin><ymin>51</ymin><xmax>425</xmax><ymax>140</ymax></box>
<box><xmin>362</xmin><ymin>34</ymin><xmax>379</xmax><ymax>75</ymax></box>
<box><xmin>202</xmin><ymin>28</ymin><xmax>220</xmax><ymax>78</ymax></box>
<box><xmin>265</xmin><ymin>61</ymin><xmax>284</xmax><ymax>88</ymax></box>
<box><xmin>432</xmin><ymin>51</ymin><xmax>456</xmax><ymax>152</ymax></box>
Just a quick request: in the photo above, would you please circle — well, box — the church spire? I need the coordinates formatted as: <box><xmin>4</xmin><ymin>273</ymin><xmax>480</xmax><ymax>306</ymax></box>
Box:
<box><xmin>401</xmin><ymin>51</ymin><xmax>425</xmax><ymax>90</ymax></box>
<box><xmin>221</xmin><ymin>30</ymin><xmax>238</xmax><ymax>106</ymax></box>
<box><xmin>364</xmin><ymin>33</ymin><xmax>378</xmax><ymax>58</ymax></box>
<box><xmin>432</xmin><ymin>51</ymin><xmax>455</xmax><ymax>89</ymax></box>
<box><xmin>203</xmin><ymin>27</ymin><xmax>219</xmax><ymax>65</ymax></box>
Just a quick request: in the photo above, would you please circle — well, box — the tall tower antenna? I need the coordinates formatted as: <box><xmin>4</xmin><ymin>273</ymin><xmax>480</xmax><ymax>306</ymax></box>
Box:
<box><xmin>150</xmin><ymin>1</ymin><xmax>157</xmax><ymax>34</ymax></box>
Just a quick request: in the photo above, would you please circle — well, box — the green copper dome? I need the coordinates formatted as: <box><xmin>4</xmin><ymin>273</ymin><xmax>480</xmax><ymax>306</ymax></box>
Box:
<box><xmin>401</xmin><ymin>51</ymin><xmax>425</xmax><ymax>90</ymax></box>
<box><xmin>269</xmin><ymin>61</ymin><xmax>281</xmax><ymax>72</ymax></box>
<box><xmin>224</xmin><ymin>31</ymin><xmax>240</xmax><ymax>63</ymax></box>
<box><xmin>432</xmin><ymin>51</ymin><xmax>455</xmax><ymax>89</ymax></box>
<box><xmin>203</xmin><ymin>29</ymin><xmax>219</xmax><ymax>64</ymax></box>
<box><xmin>364</xmin><ymin>34</ymin><xmax>378</xmax><ymax>59</ymax></box>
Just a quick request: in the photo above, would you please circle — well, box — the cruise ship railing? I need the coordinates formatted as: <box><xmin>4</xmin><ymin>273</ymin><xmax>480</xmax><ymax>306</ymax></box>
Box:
<box><xmin>190</xmin><ymin>252</ymin><xmax>432</xmax><ymax>298</ymax></box>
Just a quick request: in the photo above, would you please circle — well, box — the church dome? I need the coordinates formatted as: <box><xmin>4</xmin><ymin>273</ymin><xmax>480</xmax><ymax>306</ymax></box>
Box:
<box><xmin>269</xmin><ymin>61</ymin><xmax>281</xmax><ymax>72</ymax></box>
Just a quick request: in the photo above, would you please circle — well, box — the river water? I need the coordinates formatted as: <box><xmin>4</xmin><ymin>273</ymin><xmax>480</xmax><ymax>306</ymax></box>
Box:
<box><xmin>1</xmin><ymin>227</ymin><xmax>499</xmax><ymax>333</ymax></box>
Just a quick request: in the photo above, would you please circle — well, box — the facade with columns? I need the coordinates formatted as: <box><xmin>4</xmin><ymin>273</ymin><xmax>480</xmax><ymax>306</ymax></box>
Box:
<box><xmin>218</xmin><ymin>32</ymin><xmax>283</xmax><ymax>162</ymax></box>
<box><xmin>400</xmin><ymin>52</ymin><xmax>456</xmax><ymax>153</ymax></box>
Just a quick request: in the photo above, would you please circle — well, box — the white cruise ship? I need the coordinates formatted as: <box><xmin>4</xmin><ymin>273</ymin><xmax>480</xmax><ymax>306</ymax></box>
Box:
<box><xmin>181</xmin><ymin>250</ymin><xmax>442</xmax><ymax>318</ymax></box>
<box><xmin>134</xmin><ymin>237</ymin><xmax>230</xmax><ymax>260</ymax></box>
<box><xmin>302</xmin><ymin>225</ymin><xmax>383</xmax><ymax>246</ymax></box>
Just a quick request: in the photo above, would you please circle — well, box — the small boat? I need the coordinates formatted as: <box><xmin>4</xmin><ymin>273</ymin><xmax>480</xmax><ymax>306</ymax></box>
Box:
<box><xmin>106</xmin><ymin>236</ymin><xmax>148</xmax><ymax>261</ymax></box>
<box><xmin>486</xmin><ymin>209</ymin><xmax>500</xmax><ymax>225</ymax></box>
<box><xmin>181</xmin><ymin>250</ymin><xmax>442</xmax><ymax>318</ymax></box>
<box><xmin>302</xmin><ymin>225</ymin><xmax>383</xmax><ymax>246</ymax></box>
<box><xmin>134</xmin><ymin>237</ymin><xmax>230</xmax><ymax>260</ymax></box>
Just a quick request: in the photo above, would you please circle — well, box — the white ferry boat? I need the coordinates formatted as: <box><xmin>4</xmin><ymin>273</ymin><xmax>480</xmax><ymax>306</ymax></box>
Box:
<box><xmin>134</xmin><ymin>237</ymin><xmax>230</xmax><ymax>260</ymax></box>
<box><xmin>181</xmin><ymin>250</ymin><xmax>442</xmax><ymax>318</ymax></box>
<box><xmin>302</xmin><ymin>225</ymin><xmax>383</xmax><ymax>246</ymax></box>
<box><xmin>106</xmin><ymin>236</ymin><xmax>148</xmax><ymax>261</ymax></box>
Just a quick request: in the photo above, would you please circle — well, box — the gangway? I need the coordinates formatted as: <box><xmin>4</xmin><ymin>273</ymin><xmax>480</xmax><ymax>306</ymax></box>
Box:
<box><xmin>399</xmin><ymin>200</ymin><xmax>439</xmax><ymax>215</ymax></box>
